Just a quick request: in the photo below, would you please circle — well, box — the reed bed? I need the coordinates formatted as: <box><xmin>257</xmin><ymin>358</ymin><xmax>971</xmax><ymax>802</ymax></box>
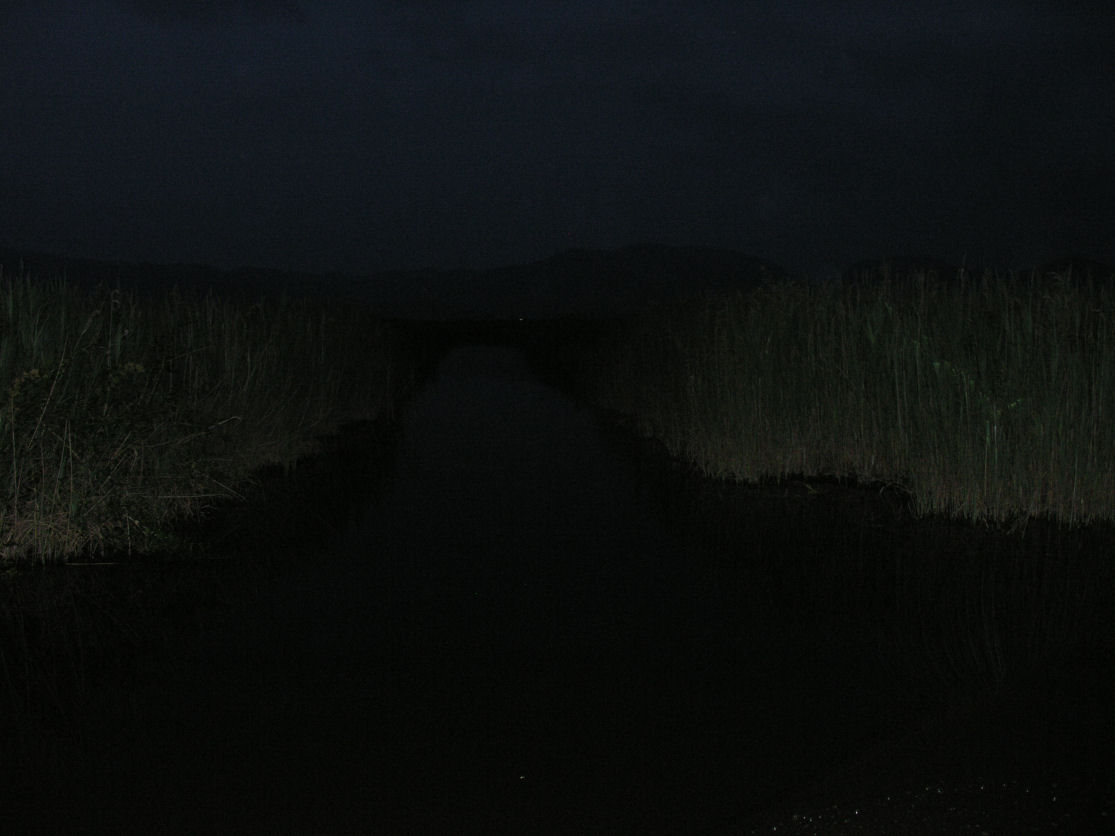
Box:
<box><xmin>1</xmin><ymin>270</ymin><xmax>400</xmax><ymax>562</ymax></box>
<box><xmin>581</xmin><ymin>269</ymin><xmax>1115</xmax><ymax>527</ymax></box>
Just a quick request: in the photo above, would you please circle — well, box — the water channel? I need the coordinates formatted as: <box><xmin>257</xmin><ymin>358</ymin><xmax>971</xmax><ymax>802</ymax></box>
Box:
<box><xmin>8</xmin><ymin>344</ymin><xmax>1114</xmax><ymax>833</ymax></box>
<box><xmin>163</xmin><ymin>343</ymin><xmax>925</xmax><ymax>833</ymax></box>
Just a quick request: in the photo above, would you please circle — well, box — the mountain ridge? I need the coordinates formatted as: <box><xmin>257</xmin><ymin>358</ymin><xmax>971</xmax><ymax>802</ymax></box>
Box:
<box><xmin>3</xmin><ymin>244</ymin><xmax>1108</xmax><ymax>320</ymax></box>
<box><xmin>0</xmin><ymin>243</ymin><xmax>788</xmax><ymax>319</ymax></box>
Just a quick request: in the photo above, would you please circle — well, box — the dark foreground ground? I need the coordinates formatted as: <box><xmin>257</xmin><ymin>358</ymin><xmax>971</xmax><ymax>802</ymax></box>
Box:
<box><xmin>3</xmin><ymin>346</ymin><xmax>1113</xmax><ymax>834</ymax></box>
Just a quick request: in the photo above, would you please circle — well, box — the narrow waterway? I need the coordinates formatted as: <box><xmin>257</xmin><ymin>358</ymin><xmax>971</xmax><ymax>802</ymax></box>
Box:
<box><xmin>171</xmin><ymin>344</ymin><xmax>908</xmax><ymax>834</ymax></box>
<box><xmin>10</xmin><ymin>344</ymin><xmax>1113</xmax><ymax>834</ymax></box>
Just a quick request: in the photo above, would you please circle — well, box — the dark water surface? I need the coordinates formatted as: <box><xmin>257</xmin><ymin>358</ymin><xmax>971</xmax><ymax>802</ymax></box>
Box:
<box><xmin>7</xmin><ymin>346</ymin><xmax>1114</xmax><ymax>834</ymax></box>
<box><xmin>231</xmin><ymin>344</ymin><xmax>838</xmax><ymax>834</ymax></box>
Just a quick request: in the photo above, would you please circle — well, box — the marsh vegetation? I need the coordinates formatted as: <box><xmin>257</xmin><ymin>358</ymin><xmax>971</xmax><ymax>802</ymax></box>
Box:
<box><xmin>571</xmin><ymin>268</ymin><xmax>1115</xmax><ymax>527</ymax></box>
<box><xmin>1</xmin><ymin>269</ymin><xmax>405</xmax><ymax>563</ymax></box>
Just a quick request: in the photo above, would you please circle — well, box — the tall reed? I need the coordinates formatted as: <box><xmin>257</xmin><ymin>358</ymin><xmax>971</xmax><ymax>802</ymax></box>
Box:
<box><xmin>581</xmin><ymin>270</ymin><xmax>1115</xmax><ymax>526</ymax></box>
<box><xmin>1</xmin><ymin>270</ymin><xmax>400</xmax><ymax>562</ymax></box>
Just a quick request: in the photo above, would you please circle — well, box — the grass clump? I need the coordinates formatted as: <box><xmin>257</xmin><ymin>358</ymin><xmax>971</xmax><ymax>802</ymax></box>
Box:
<box><xmin>1</xmin><ymin>270</ymin><xmax>401</xmax><ymax>562</ymax></box>
<box><xmin>579</xmin><ymin>269</ymin><xmax>1115</xmax><ymax>526</ymax></box>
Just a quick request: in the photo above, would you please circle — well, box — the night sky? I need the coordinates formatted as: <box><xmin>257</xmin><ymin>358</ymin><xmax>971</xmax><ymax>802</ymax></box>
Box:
<box><xmin>2</xmin><ymin>1</ymin><xmax>1113</xmax><ymax>282</ymax></box>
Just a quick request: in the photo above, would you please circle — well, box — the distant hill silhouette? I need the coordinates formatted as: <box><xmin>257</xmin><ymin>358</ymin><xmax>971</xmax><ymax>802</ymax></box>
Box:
<box><xmin>841</xmin><ymin>256</ymin><xmax>965</xmax><ymax>286</ymax></box>
<box><xmin>0</xmin><ymin>244</ymin><xmax>788</xmax><ymax>319</ymax></box>
<box><xmin>1035</xmin><ymin>256</ymin><xmax>1115</xmax><ymax>283</ymax></box>
<box><xmin>841</xmin><ymin>255</ymin><xmax>1115</xmax><ymax>290</ymax></box>
<box><xmin>449</xmin><ymin>244</ymin><xmax>788</xmax><ymax>318</ymax></box>
<box><xmin>300</xmin><ymin>244</ymin><xmax>789</xmax><ymax>318</ymax></box>
<box><xmin>0</xmin><ymin>246</ymin><xmax>309</xmax><ymax>302</ymax></box>
<box><xmin>7</xmin><ymin>244</ymin><xmax>1113</xmax><ymax>319</ymax></box>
